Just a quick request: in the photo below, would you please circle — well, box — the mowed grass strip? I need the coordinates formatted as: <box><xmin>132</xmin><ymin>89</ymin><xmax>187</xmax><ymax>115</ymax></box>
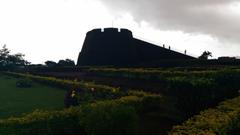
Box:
<box><xmin>0</xmin><ymin>74</ymin><xmax>66</xmax><ymax>118</ymax></box>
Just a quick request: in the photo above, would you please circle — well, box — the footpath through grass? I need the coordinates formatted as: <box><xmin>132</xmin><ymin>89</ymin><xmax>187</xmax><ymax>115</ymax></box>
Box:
<box><xmin>0</xmin><ymin>74</ymin><xmax>66</xmax><ymax>118</ymax></box>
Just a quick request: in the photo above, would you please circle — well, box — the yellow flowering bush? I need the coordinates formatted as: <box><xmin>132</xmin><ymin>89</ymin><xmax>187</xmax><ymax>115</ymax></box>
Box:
<box><xmin>0</xmin><ymin>94</ymin><xmax>164</xmax><ymax>135</ymax></box>
<box><xmin>169</xmin><ymin>96</ymin><xmax>240</xmax><ymax>135</ymax></box>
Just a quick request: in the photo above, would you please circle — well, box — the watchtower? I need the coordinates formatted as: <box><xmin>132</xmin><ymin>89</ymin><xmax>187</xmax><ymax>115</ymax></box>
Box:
<box><xmin>77</xmin><ymin>28</ymin><xmax>138</xmax><ymax>66</ymax></box>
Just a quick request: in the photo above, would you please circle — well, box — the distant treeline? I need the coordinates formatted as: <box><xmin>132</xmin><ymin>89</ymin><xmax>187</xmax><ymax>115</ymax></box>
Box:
<box><xmin>0</xmin><ymin>45</ymin><xmax>29</xmax><ymax>71</ymax></box>
<box><xmin>136</xmin><ymin>59</ymin><xmax>240</xmax><ymax>67</ymax></box>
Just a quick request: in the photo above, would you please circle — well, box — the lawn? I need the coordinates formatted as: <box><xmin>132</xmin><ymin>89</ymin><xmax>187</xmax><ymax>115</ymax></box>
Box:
<box><xmin>0</xmin><ymin>74</ymin><xmax>66</xmax><ymax>118</ymax></box>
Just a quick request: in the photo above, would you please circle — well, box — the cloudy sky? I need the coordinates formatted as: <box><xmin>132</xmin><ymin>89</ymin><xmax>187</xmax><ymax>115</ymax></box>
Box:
<box><xmin>0</xmin><ymin>0</ymin><xmax>239</xmax><ymax>64</ymax></box>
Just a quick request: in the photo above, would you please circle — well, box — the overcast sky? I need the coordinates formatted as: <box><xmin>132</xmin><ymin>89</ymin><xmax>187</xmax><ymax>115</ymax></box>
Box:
<box><xmin>0</xmin><ymin>0</ymin><xmax>239</xmax><ymax>64</ymax></box>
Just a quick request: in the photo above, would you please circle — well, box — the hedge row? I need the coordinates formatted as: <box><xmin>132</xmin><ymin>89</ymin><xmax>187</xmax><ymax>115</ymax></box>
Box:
<box><xmin>85</xmin><ymin>69</ymin><xmax>240</xmax><ymax>118</ymax></box>
<box><xmin>85</xmin><ymin>68</ymin><xmax>240</xmax><ymax>80</ymax></box>
<box><xmin>6</xmin><ymin>72</ymin><xmax>240</xmax><ymax>119</ymax></box>
<box><xmin>0</xmin><ymin>94</ymin><xmax>167</xmax><ymax>135</ymax></box>
<box><xmin>166</xmin><ymin>75</ymin><xmax>240</xmax><ymax>118</ymax></box>
<box><xmin>4</xmin><ymin>72</ymin><xmax>117</xmax><ymax>91</ymax></box>
<box><xmin>6</xmin><ymin>71</ymin><xmax>240</xmax><ymax>120</ymax></box>
<box><xmin>86</xmin><ymin>68</ymin><xmax>216</xmax><ymax>80</ymax></box>
<box><xmin>4</xmin><ymin>72</ymin><xmax>125</xmax><ymax>102</ymax></box>
<box><xmin>4</xmin><ymin>72</ymin><xmax>171</xmax><ymax>108</ymax></box>
<box><xmin>169</xmin><ymin>95</ymin><xmax>240</xmax><ymax>135</ymax></box>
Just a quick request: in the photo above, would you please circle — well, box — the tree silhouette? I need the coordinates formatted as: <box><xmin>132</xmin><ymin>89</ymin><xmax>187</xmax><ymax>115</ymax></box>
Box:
<box><xmin>45</xmin><ymin>60</ymin><xmax>57</xmax><ymax>68</ymax></box>
<box><xmin>0</xmin><ymin>45</ymin><xmax>29</xmax><ymax>70</ymax></box>
<box><xmin>198</xmin><ymin>51</ymin><xmax>212</xmax><ymax>60</ymax></box>
<box><xmin>0</xmin><ymin>45</ymin><xmax>10</xmax><ymax>66</ymax></box>
<box><xmin>58</xmin><ymin>59</ymin><xmax>75</xmax><ymax>67</ymax></box>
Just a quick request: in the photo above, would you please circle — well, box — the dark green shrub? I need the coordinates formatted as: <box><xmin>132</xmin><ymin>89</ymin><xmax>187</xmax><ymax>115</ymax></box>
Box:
<box><xmin>167</xmin><ymin>77</ymin><xmax>217</xmax><ymax>118</ymax></box>
<box><xmin>16</xmin><ymin>78</ymin><xmax>33</xmax><ymax>88</ymax></box>
<box><xmin>214</xmin><ymin>70</ymin><xmax>240</xmax><ymax>98</ymax></box>
<box><xmin>80</xmin><ymin>102</ymin><xmax>138</xmax><ymax>135</ymax></box>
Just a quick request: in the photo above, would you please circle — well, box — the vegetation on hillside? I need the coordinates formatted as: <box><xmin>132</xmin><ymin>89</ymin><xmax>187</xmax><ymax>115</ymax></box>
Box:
<box><xmin>1</xmin><ymin>66</ymin><xmax>240</xmax><ymax>135</ymax></box>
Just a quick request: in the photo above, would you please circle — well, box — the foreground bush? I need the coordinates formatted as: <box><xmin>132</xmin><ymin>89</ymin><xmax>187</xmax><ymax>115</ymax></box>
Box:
<box><xmin>0</xmin><ymin>94</ymin><xmax>166</xmax><ymax>135</ymax></box>
<box><xmin>0</xmin><ymin>108</ymin><xmax>82</xmax><ymax>135</ymax></box>
<box><xmin>169</xmin><ymin>96</ymin><xmax>240</xmax><ymax>135</ymax></box>
<box><xmin>80</xmin><ymin>101</ymin><xmax>137</xmax><ymax>135</ymax></box>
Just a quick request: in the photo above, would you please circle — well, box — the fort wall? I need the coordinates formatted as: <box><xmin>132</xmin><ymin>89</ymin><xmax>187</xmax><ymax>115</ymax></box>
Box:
<box><xmin>77</xmin><ymin>28</ymin><xmax>196</xmax><ymax>66</ymax></box>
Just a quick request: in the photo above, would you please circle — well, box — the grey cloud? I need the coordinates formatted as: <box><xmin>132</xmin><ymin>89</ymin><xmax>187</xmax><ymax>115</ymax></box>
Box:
<box><xmin>100</xmin><ymin>0</ymin><xmax>240</xmax><ymax>44</ymax></box>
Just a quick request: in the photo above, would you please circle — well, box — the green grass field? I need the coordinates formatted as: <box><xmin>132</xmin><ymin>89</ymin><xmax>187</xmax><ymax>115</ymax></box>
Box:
<box><xmin>0</xmin><ymin>74</ymin><xmax>66</xmax><ymax>118</ymax></box>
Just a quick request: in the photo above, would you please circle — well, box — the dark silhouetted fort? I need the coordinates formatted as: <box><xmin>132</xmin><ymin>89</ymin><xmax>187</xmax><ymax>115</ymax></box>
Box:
<box><xmin>77</xmin><ymin>28</ymin><xmax>196</xmax><ymax>66</ymax></box>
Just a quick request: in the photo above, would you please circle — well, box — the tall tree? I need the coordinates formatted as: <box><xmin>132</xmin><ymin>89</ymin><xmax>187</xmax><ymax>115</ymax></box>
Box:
<box><xmin>0</xmin><ymin>45</ymin><xmax>30</xmax><ymax>70</ymax></box>
<box><xmin>198</xmin><ymin>51</ymin><xmax>212</xmax><ymax>60</ymax></box>
<box><xmin>58</xmin><ymin>59</ymin><xmax>75</xmax><ymax>67</ymax></box>
<box><xmin>0</xmin><ymin>44</ymin><xmax>10</xmax><ymax>66</ymax></box>
<box><xmin>45</xmin><ymin>60</ymin><xmax>57</xmax><ymax>68</ymax></box>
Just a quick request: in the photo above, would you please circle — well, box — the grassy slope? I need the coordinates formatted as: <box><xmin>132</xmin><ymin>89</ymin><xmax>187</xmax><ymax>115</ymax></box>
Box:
<box><xmin>0</xmin><ymin>74</ymin><xmax>66</xmax><ymax>118</ymax></box>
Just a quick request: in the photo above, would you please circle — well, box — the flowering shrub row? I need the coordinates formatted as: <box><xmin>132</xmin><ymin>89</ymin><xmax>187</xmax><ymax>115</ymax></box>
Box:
<box><xmin>0</xmin><ymin>94</ymin><xmax>165</xmax><ymax>135</ymax></box>
<box><xmin>169</xmin><ymin>96</ymin><xmax>240</xmax><ymax>135</ymax></box>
